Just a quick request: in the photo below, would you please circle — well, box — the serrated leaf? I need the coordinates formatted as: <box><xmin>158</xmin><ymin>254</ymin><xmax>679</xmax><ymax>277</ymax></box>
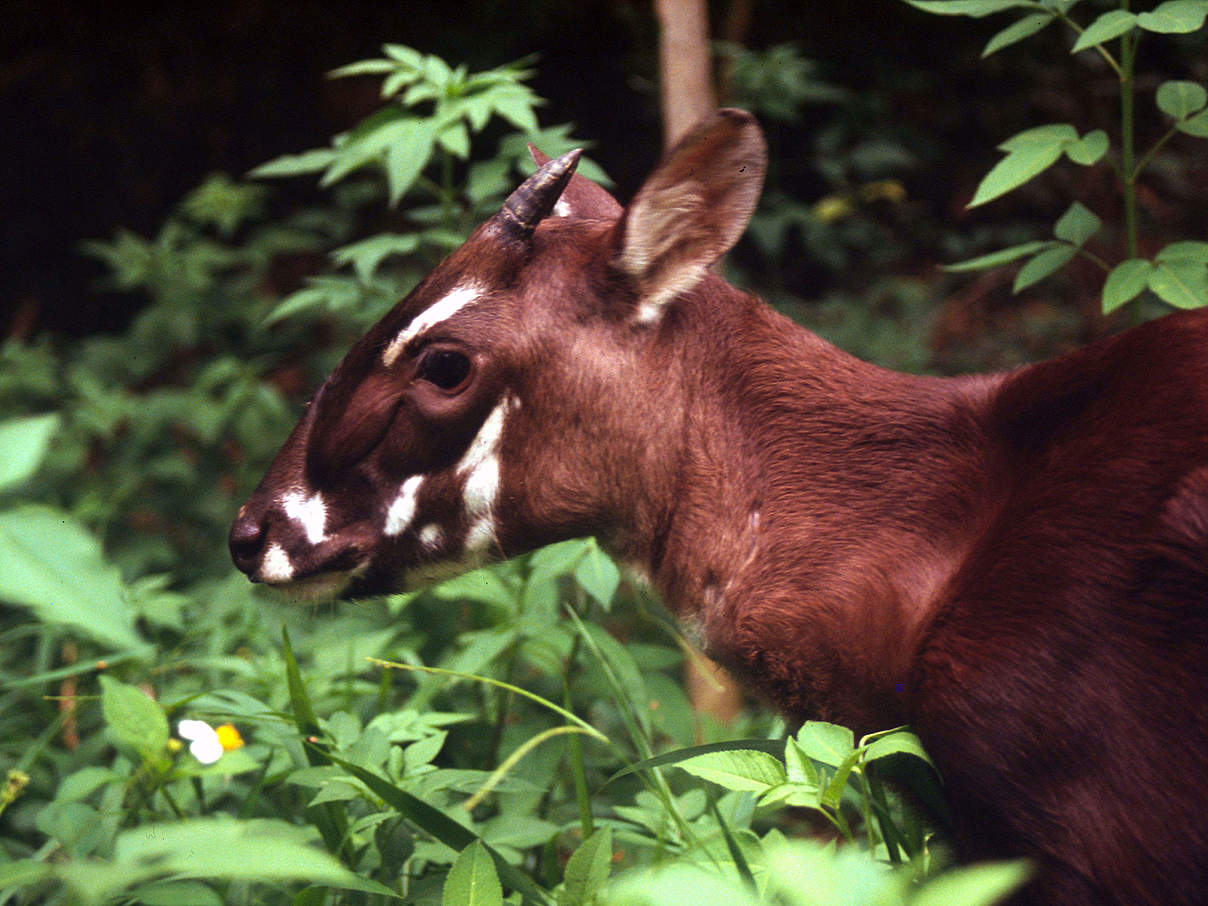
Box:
<box><xmin>902</xmin><ymin>0</ymin><xmax>1035</xmax><ymax>17</ymax></box>
<box><xmin>100</xmin><ymin>676</ymin><xmax>169</xmax><ymax>763</ymax></box>
<box><xmin>558</xmin><ymin>828</ymin><xmax>612</xmax><ymax>906</ymax></box>
<box><xmin>1136</xmin><ymin>0</ymin><xmax>1208</xmax><ymax>34</ymax></box>
<box><xmin>1071</xmin><ymin>9</ymin><xmax>1138</xmax><ymax>51</ymax></box>
<box><xmin>1157</xmin><ymin>80</ymin><xmax>1208</xmax><ymax>120</ymax></box>
<box><xmin>796</xmin><ymin>721</ymin><xmax>854</xmax><ymax>767</ymax></box>
<box><xmin>1148</xmin><ymin>259</ymin><xmax>1208</xmax><ymax>308</ymax></box>
<box><xmin>1156</xmin><ymin>240</ymin><xmax>1208</xmax><ymax>262</ymax></box>
<box><xmin>1102</xmin><ymin>259</ymin><xmax>1153</xmax><ymax>313</ymax></box>
<box><xmin>673</xmin><ymin>749</ymin><xmax>787</xmax><ymax>792</ymax></box>
<box><xmin>945</xmin><ymin>240</ymin><xmax>1055</xmax><ymax>272</ymax></box>
<box><xmin>0</xmin><ymin>505</ymin><xmax>140</xmax><ymax>648</ymax></box>
<box><xmin>983</xmin><ymin>13</ymin><xmax>1055</xmax><ymax>56</ymax></box>
<box><xmin>0</xmin><ymin>413</ymin><xmax>59</xmax><ymax>492</ymax></box>
<box><xmin>1053</xmin><ymin>201</ymin><xmax>1101</xmax><ymax>247</ymax></box>
<box><xmin>1065</xmin><ymin>129</ymin><xmax>1108</xmax><ymax>165</ymax></box>
<box><xmin>442</xmin><ymin>841</ymin><xmax>503</xmax><ymax>906</ymax></box>
<box><xmin>1014</xmin><ymin>244</ymin><xmax>1077</xmax><ymax>292</ymax></box>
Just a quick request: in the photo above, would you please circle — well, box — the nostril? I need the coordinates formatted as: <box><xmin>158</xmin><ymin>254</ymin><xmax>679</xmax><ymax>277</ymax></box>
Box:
<box><xmin>229</xmin><ymin>512</ymin><xmax>265</xmax><ymax>570</ymax></box>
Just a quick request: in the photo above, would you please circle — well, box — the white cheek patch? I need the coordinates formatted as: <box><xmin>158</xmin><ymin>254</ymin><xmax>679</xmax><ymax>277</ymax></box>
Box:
<box><xmin>464</xmin><ymin>516</ymin><xmax>496</xmax><ymax>554</ymax></box>
<box><xmin>384</xmin><ymin>475</ymin><xmax>424</xmax><ymax>536</ymax></box>
<box><xmin>260</xmin><ymin>543</ymin><xmax>295</xmax><ymax>583</ymax></box>
<box><xmin>454</xmin><ymin>397</ymin><xmax>511</xmax><ymax>553</ymax></box>
<box><xmin>282</xmin><ymin>490</ymin><xmax>327</xmax><ymax>545</ymax></box>
<box><xmin>381</xmin><ymin>283</ymin><xmax>485</xmax><ymax>368</ymax></box>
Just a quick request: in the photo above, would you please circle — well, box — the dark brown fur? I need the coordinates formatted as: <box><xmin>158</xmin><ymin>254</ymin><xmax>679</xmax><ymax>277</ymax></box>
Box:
<box><xmin>233</xmin><ymin>110</ymin><xmax>1208</xmax><ymax>904</ymax></box>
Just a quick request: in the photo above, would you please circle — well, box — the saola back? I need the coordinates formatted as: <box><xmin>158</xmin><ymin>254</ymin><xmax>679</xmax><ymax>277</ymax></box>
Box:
<box><xmin>230</xmin><ymin>109</ymin><xmax>1208</xmax><ymax>904</ymax></box>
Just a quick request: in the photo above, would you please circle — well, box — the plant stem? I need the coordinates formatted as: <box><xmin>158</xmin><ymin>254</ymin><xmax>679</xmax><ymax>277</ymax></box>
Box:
<box><xmin>1119</xmin><ymin>16</ymin><xmax>1139</xmax><ymax>260</ymax></box>
<box><xmin>562</xmin><ymin>634</ymin><xmax>595</xmax><ymax>840</ymax></box>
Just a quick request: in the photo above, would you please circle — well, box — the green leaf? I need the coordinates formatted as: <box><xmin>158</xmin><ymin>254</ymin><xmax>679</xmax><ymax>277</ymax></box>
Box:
<box><xmin>1102</xmin><ymin>259</ymin><xmax>1153</xmax><ymax>313</ymax></box>
<box><xmin>982</xmin><ymin>13</ymin><xmax>1055</xmax><ymax>56</ymax></box>
<box><xmin>1157</xmin><ymin>80</ymin><xmax>1208</xmax><ymax>120</ymax></box>
<box><xmin>100</xmin><ymin>676</ymin><xmax>169</xmax><ymax>763</ymax></box>
<box><xmin>996</xmin><ymin>123</ymin><xmax>1078</xmax><ymax>152</ymax></box>
<box><xmin>443</xmin><ymin>841</ymin><xmax>503</xmax><ymax>906</ymax></box>
<box><xmin>945</xmin><ymin>240</ymin><xmax>1055</xmax><ymax>272</ymax></box>
<box><xmin>573</xmin><ymin>541</ymin><xmax>620</xmax><ymax>610</ymax></box>
<box><xmin>437</xmin><ymin>121</ymin><xmax>471</xmax><ymax>159</ymax></box>
<box><xmin>1148</xmin><ymin>259</ymin><xmax>1208</xmax><ymax>309</ymax></box>
<box><xmin>328</xmin><ymin>58</ymin><xmax>398</xmax><ymax>79</ymax></box>
<box><xmin>1013</xmin><ymin>244</ymin><xmax>1077</xmax><ymax>292</ymax></box>
<box><xmin>673</xmin><ymin>749</ymin><xmax>787</xmax><ymax>792</ymax></box>
<box><xmin>248</xmin><ymin>149</ymin><xmax>338</xmax><ymax>179</ymax></box>
<box><xmin>558</xmin><ymin>828</ymin><xmax>612</xmax><ymax>906</ymax></box>
<box><xmin>1071</xmin><ymin>9</ymin><xmax>1137</xmax><ymax>52</ymax></box>
<box><xmin>331</xmin><ymin>233</ymin><xmax>420</xmax><ymax>283</ymax></box>
<box><xmin>971</xmin><ymin>125</ymin><xmax>1078</xmax><ymax>207</ymax></box>
<box><xmin>1157</xmin><ymin>240</ymin><xmax>1208</xmax><ymax>262</ymax></box>
<box><xmin>601</xmin><ymin>739</ymin><xmax>786</xmax><ymax>788</ymax></box>
<box><xmin>820</xmin><ymin>749</ymin><xmax>862</xmax><ymax>809</ymax></box>
<box><xmin>1065</xmin><ymin>129</ymin><xmax>1108</xmax><ymax>165</ymax></box>
<box><xmin>0</xmin><ymin>505</ymin><xmax>140</xmax><ymax>649</ymax></box>
<box><xmin>863</xmin><ymin>730</ymin><xmax>937</xmax><ymax>771</ymax></box>
<box><xmin>902</xmin><ymin>0</ymin><xmax>1036</xmax><ymax>17</ymax></box>
<box><xmin>1053</xmin><ymin>201</ymin><xmax>1101</xmax><ymax>247</ymax></box>
<box><xmin>912</xmin><ymin>861</ymin><xmax>1032</xmax><ymax>906</ymax></box>
<box><xmin>796</xmin><ymin>721</ymin><xmax>855</xmax><ymax>767</ymax></box>
<box><xmin>0</xmin><ymin>413</ymin><xmax>59</xmax><ymax>492</ymax></box>
<box><xmin>129</xmin><ymin>880</ymin><xmax>224</xmax><ymax>906</ymax></box>
<box><xmin>1136</xmin><ymin>0</ymin><xmax>1208</xmax><ymax>34</ymax></box>
<box><xmin>385</xmin><ymin>122</ymin><xmax>438</xmax><ymax>205</ymax></box>
<box><xmin>1177</xmin><ymin>108</ymin><xmax>1208</xmax><ymax>137</ymax></box>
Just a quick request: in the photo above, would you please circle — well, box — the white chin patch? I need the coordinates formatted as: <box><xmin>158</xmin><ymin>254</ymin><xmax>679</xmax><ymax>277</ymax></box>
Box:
<box><xmin>265</xmin><ymin>571</ymin><xmax>353</xmax><ymax>603</ymax></box>
<box><xmin>259</xmin><ymin>543</ymin><xmax>295</xmax><ymax>582</ymax></box>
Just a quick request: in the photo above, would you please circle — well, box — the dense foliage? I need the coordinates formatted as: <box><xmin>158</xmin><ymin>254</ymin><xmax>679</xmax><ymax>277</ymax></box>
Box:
<box><xmin>3</xmin><ymin>3</ymin><xmax>1207</xmax><ymax>902</ymax></box>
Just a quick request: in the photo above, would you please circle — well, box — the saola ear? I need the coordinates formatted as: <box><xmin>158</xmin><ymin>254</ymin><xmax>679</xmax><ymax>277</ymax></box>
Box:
<box><xmin>615</xmin><ymin>108</ymin><xmax>767</xmax><ymax>323</ymax></box>
<box><xmin>528</xmin><ymin>145</ymin><xmax>623</xmax><ymax>221</ymax></box>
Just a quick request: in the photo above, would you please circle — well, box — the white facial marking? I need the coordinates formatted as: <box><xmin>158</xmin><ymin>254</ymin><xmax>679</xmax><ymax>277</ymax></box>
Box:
<box><xmin>384</xmin><ymin>475</ymin><xmax>424</xmax><ymax>536</ymax></box>
<box><xmin>282</xmin><ymin>490</ymin><xmax>327</xmax><ymax>545</ymax></box>
<box><xmin>260</xmin><ymin>543</ymin><xmax>295</xmax><ymax>582</ymax></box>
<box><xmin>553</xmin><ymin>199</ymin><xmax>572</xmax><ymax>218</ymax></box>
<box><xmin>418</xmin><ymin>523</ymin><xmax>443</xmax><ymax>550</ymax></box>
<box><xmin>462</xmin><ymin>457</ymin><xmax>500</xmax><ymax>518</ymax></box>
<box><xmin>381</xmin><ymin>283</ymin><xmax>484</xmax><ymax>367</ymax></box>
<box><xmin>464</xmin><ymin>516</ymin><xmax>497</xmax><ymax>554</ymax></box>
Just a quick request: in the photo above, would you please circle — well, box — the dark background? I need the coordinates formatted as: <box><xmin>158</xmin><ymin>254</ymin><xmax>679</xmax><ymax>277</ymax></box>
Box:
<box><xmin>2</xmin><ymin>0</ymin><xmax>1203</xmax><ymax>340</ymax></box>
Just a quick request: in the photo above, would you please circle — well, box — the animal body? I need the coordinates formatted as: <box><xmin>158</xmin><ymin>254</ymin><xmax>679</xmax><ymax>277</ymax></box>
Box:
<box><xmin>231</xmin><ymin>109</ymin><xmax>1208</xmax><ymax>904</ymax></box>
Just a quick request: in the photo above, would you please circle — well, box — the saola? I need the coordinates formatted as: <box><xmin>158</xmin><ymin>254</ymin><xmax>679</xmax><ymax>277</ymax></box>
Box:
<box><xmin>231</xmin><ymin>109</ymin><xmax>1208</xmax><ymax>904</ymax></box>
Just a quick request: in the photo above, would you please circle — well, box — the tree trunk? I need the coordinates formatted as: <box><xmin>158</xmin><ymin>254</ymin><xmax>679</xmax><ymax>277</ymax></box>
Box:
<box><xmin>654</xmin><ymin>0</ymin><xmax>743</xmax><ymax>728</ymax></box>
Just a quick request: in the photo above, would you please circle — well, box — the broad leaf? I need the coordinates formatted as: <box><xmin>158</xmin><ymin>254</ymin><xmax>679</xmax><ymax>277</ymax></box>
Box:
<box><xmin>1053</xmin><ymin>201</ymin><xmax>1101</xmax><ymax>247</ymax></box>
<box><xmin>574</xmin><ymin>540</ymin><xmax>620</xmax><ymax>610</ymax></box>
<box><xmin>0</xmin><ymin>413</ymin><xmax>59</xmax><ymax>492</ymax></box>
<box><xmin>248</xmin><ymin>149</ymin><xmax>338</xmax><ymax>179</ymax></box>
<box><xmin>902</xmin><ymin>0</ymin><xmax>1035</xmax><ymax>17</ymax></box>
<box><xmin>971</xmin><ymin>143</ymin><xmax>1065</xmax><ymax>207</ymax></box>
<box><xmin>796</xmin><ymin>721</ymin><xmax>855</xmax><ymax>767</ymax></box>
<box><xmin>996</xmin><ymin>123</ymin><xmax>1078</xmax><ymax>152</ymax></box>
<box><xmin>558</xmin><ymin>828</ymin><xmax>612</xmax><ymax>906</ymax></box>
<box><xmin>982</xmin><ymin>13</ymin><xmax>1055</xmax><ymax>57</ymax></box>
<box><xmin>0</xmin><ymin>505</ymin><xmax>140</xmax><ymax>649</ymax></box>
<box><xmin>1157</xmin><ymin>240</ymin><xmax>1208</xmax><ymax>263</ymax></box>
<box><xmin>1148</xmin><ymin>260</ymin><xmax>1208</xmax><ymax>309</ymax></box>
<box><xmin>1157</xmin><ymin>80</ymin><xmax>1208</xmax><ymax>120</ymax></box>
<box><xmin>913</xmin><ymin>861</ymin><xmax>1032</xmax><ymax>906</ymax></box>
<box><xmin>673</xmin><ymin>749</ymin><xmax>787</xmax><ymax>792</ymax></box>
<box><xmin>1177</xmin><ymin>108</ymin><xmax>1208</xmax><ymax>136</ymax></box>
<box><xmin>1102</xmin><ymin>259</ymin><xmax>1153</xmax><ymax>313</ymax></box>
<box><xmin>1064</xmin><ymin>129</ymin><xmax>1108</xmax><ymax>165</ymax></box>
<box><xmin>100</xmin><ymin>676</ymin><xmax>169</xmax><ymax>763</ymax></box>
<box><xmin>1136</xmin><ymin>0</ymin><xmax>1208</xmax><ymax>34</ymax></box>
<box><xmin>1071</xmin><ymin>9</ymin><xmax>1137</xmax><ymax>52</ymax></box>
<box><xmin>1013</xmin><ymin>244</ymin><xmax>1077</xmax><ymax>293</ymax></box>
<box><xmin>443</xmin><ymin>841</ymin><xmax>503</xmax><ymax>906</ymax></box>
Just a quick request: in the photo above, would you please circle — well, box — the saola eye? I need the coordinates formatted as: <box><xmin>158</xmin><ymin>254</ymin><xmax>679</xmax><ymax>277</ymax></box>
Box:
<box><xmin>417</xmin><ymin>349</ymin><xmax>472</xmax><ymax>391</ymax></box>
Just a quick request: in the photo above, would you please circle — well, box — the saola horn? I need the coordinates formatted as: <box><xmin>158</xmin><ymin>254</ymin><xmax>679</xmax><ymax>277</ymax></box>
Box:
<box><xmin>496</xmin><ymin>148</ymin><xmax>582</xmax><ymax>240</ymax></box>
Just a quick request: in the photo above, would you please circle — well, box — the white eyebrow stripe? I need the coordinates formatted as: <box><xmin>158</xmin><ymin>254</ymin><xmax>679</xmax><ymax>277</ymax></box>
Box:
<box><xmin>260</xmin><ymin>543</ymin><xmax>295</xmax><ymax>582</ymax></box>
<box><xmin>282</xmin><ymin>490</ymin><xmax>327</xmax><ymax>545</ymax></box>
<box><xmin>381</xmin><ymin>283</ymin><xmax>485</xmax><ymax>367</ymax></box>
<box><xmin>384</xmin><ymin>475</ymin><xmax>424</xmax><ymax>536</ymax></box>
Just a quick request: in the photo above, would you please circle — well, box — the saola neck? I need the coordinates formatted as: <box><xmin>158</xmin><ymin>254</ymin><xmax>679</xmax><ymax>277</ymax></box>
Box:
<box><xmin>631</xmin><ymin>280</ymin><xmax>1002</xmax><ymax>732</ymax></box>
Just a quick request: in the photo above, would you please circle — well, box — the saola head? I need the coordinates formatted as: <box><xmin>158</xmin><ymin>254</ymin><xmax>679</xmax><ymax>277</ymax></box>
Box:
<box><xmin>229</xmin><ymin>109</ymin><xmax>767</xmax><ymax>599</ymax></box>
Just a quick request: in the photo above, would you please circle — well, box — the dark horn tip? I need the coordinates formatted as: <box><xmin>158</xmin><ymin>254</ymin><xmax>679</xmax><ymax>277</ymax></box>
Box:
<box><xmin>498</xmin><ymin>149</ymin><xmax>583</xmax><ymax>240</ymax></box>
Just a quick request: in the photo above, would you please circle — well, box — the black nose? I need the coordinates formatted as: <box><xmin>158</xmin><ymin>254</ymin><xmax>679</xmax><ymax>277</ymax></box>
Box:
<box><xmin>229</xmin><ymin>510</ymin><xmax>266</xmax><ymax>575</ymax></box>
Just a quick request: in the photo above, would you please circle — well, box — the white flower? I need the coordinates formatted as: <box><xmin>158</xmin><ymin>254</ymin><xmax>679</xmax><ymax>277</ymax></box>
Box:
<box><xmin>177</xmin><ymin>719</ymin><xmax>224</xmax><ymax>765</ymax></box>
